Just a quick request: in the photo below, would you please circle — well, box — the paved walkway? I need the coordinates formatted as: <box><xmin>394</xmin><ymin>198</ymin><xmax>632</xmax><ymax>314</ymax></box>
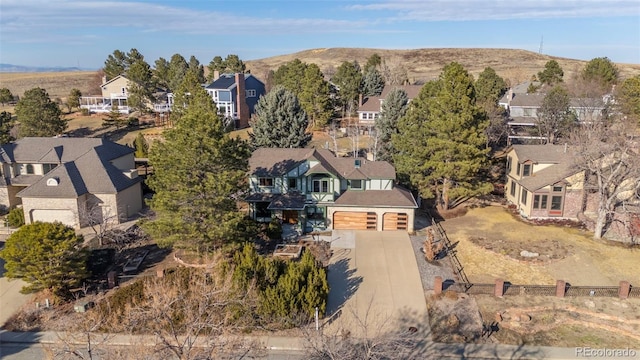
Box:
<box><xmin>0</xmin><ymin>251</ymin><xmax>32</xmax><ymax>328</ymax></box>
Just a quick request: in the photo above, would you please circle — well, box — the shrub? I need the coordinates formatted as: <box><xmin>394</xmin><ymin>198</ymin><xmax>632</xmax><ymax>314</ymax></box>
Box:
<box><xmin>80</xmin><ymin>108</ymin><xmax>90</xmax><ymax>116</ymax></box>
<box><xmin>7</xmin><ymin>208</ymin><xmax>25</xmax><ymax>227</ymax></box>
<box><xmin>266</xmin><ymin>218</ymin><xmax>282</xmax><ymax>240</ymax></box>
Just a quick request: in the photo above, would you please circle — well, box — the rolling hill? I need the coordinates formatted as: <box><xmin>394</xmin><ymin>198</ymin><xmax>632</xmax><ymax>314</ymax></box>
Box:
<box><xmin>1</xmin><ymin>48</ymin><xmax>639</xmax><ymax>100</ymax></box>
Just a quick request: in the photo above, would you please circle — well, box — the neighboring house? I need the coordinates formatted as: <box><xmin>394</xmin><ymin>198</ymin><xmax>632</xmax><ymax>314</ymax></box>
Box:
<box><xmin>356</xmin><ymin>85</ymin><xmax>423</xmax><ymax>125</ymax></box>
<box><xmin>0</xmin><ymin>138</ymin><xmax>143</xmax><ymax>229</ymax></box>
<box><xmin>205</xmin><ymin>72</ymin><xmax>265</xmax><ymax>129</ymax></box>
<box><xmin>504</xmin><ymin>144</ymin><xmax>640</xmax><ymax>242</ymax></box>
<box><xmin>246</xmin><ymin>148</ymin><xmax>418</xmax><ymax>233</ymax></box>
<box><xmin>80</xmin><ymin>75</ymin><xmax>131</xmax><ymax>114</ymax></box>
<box><xmin>505</xmin><ymin>144</ymin><xmax>583</xmax><ymax>219</ymax></box>
<box><xmin>500</xmin><ymin>82</ymin><xmax>608</xmax><ymax>144</ymax></box>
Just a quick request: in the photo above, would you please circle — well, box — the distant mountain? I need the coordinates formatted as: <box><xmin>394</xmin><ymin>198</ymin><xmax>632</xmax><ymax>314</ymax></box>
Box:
<box><xmin>0</xmin><ymin>63</ymin><xmax>89</xmax><ymax>73</ymax></box>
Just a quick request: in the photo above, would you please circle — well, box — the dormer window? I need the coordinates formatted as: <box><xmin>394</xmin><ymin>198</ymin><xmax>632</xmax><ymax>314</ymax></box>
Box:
<box><xmin>258</xmin><ymin>178</ymin><xmax>274</xmax><ymax>187</ymax></box>
<box><xmin>522</xmin><ymin>164</ymin><xmax>531</xmax><ymax>177</ymax></box>
<box><xmin>349</xmin><ymin>180</ymin><xmax>363</xmax><ymax>190</ymax></box>
<box><xmin>354</xmin><ymin>159</ymin><xmax>361</xmax><ymax>168</ymax></box>
<box><xmin>26</xmin><ymin>164</ymin><xmax>34</xmax><ymax>174</ymax></box>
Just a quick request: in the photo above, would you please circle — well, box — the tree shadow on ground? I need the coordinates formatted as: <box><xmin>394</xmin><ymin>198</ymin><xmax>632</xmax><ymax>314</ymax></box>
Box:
<box><xmin>325</xmin><ymin>254</ymin><xmax>362</xmax><ymax>320</ymax></box>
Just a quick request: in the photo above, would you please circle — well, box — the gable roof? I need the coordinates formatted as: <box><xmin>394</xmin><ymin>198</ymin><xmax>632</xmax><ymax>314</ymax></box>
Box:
<box><xmin>380</xmin><ymin>84</ymin><xmax>423</xmax><ymax>99</ymax></box>
<box><xmin>101</xmin><ymin>75</ymin><xmax>129</xmax><ymax>87</ymax></box>
<box><xmin>509</xmin><ymin>93</ymin><xmax>546</xmax><ymax>107</ymax></box>
<box><xmin>0</xmin><ymin>137</ymin><xmax>140</xmax><ymax>199</ymax></box>
<box><xmin>0</xmin><ymin>137</ymin><xmax>133</xmax><ymax>164</ymax></box>
<box><xmin>249</xmin><ymin>148</ymin><xmax>396</xmax><ymax>180</ymax></box>
<box><xmin>205</xmin><ymin>73</ymin><xmax>264</xmax><ymax>91</ymax></box>
<box><xmin>510</xmin><ymin>145</ymin><xmax>579</xmax><ymax>192</ymax></box>
<box><xmin>357</xmin><ymin>96</ymin><xmax>381</xmax><ymax>113</ymax></box>
<box><xmin>510</xmin><ymin>144</ymin><xmax>574</xmax><ymax>164</ymax></box>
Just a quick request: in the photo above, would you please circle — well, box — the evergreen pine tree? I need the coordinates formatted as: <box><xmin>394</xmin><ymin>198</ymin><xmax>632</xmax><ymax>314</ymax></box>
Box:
<box><xmin>143</xmin><ymin>80</ymin><xmax>251</xmax><ymax>252</ymax></box>
<box><xmin>393</xmin><ymin>62</ymin><xmax>492</xmax><ymax>210</ymax></box>
<box><xmin>133</xmin><ymin>132</ymin><xmax>149</xmax><ymax>158</ymax></box>
<box><xmin>300</xmin><ymin>64</ymin><xmax>333</xmax><ymax>129</ymax></box>
<box><xmin>0</xmin><ymin>222</ymin><xmax>88</xmax><ymax>296</ymax></box>
<box><xmin>375</xmin><ymin>88</ymin><xmax>408</xmax><ymax>162</ymax></box>
<box><xmin>250</xmin><ymin>86</ymin><xmax>311</xmax><ymax>148</ymax></box>
<box><xmin>362</xmin><ymin>67</ymin><xmax>385</xmax><ymax>96</ymax></box>
<box><xmin>0</xmin><ymin>111</ymin><xmax>15</xmax><ymax>144</ymax></box>
<box><xmin>538</xmin><ymin>60</ymin><xmax>564</xmax><ymax>85</ymax></box>
<box><xmin>15</xmin><ymin>87</ymin><xmax>66</xmax><ymax>138</ymax></box>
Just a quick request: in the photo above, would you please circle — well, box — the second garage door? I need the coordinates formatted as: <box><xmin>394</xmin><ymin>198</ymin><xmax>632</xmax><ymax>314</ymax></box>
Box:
<box><xmin>383</xmin><ymin>213</ymin><xmax>408</xmax><ymax>230</ymax></box>
<box><xmin>333</xmin><ymin>212</ymin><xmax>377</xmax><ymax>230</ymax></box>
<box><xmin>30</xmin><ymin>209</ymin><xmax>77</xmax><ymax>228</ymax></box>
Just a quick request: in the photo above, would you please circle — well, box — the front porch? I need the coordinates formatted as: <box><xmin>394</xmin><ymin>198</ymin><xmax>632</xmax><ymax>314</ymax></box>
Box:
<box><xmin>246</xmin><ymin>193</ymin><xmax>328</xmax><ymax>234</ymax></box>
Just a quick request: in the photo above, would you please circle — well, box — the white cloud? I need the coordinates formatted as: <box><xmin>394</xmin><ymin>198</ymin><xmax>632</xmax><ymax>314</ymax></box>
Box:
<box><xmin>0</xmin><ymin>0</ymin><xmax>374</xmax><ymax>43</ymax></box>
<box><xmin>347</xmin><ymin>0</ymin><xmax>640</xmax><ymax>21</ymax></box>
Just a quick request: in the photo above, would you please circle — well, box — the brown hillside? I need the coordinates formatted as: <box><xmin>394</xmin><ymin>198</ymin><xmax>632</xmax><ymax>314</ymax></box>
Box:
<box><xmin>246</xmin><ymin>48</ymin><xmax>640</xmax><ymax>85</ymax></box>
<box><xmin>1</xmin><ymin>49</ymin><xmax>639</xmax><ymax>101</ymax></box>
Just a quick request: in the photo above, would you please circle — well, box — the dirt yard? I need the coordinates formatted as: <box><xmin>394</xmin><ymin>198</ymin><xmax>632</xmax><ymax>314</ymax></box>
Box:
<box><xmin>439</xmin><ymin>205</ymin><xmax>640</xmax><ymax>286</ymax></box>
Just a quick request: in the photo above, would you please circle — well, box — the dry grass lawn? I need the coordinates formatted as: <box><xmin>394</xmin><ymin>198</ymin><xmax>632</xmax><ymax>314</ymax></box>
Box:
<box><xmin>440</xmin><ymin>206</ymin><xmax>640</xmax><ymax>286</ymax></box>
<box><xmin>0</xmin><ymin>71</ymin><xmax>97</xmax><ymax>100</ymax></box>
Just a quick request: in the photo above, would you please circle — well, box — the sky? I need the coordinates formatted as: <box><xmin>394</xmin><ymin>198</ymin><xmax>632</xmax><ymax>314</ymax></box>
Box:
<box><xmin>0</xmin><ymin>0</ymin><xmax>639</xmax><ymax>69</ymax></box>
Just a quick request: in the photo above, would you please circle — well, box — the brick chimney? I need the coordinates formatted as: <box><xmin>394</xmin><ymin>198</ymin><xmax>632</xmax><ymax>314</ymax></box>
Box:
<box><xmin>235</xmin><ymin>73</ymin><xmax>250</xmax><ymax>129</ymax></box>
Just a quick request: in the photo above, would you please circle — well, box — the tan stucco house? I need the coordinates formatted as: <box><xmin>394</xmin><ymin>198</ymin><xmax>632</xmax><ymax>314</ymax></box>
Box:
<box><xmin>0</xmin><ymin>137</ymin><xmax>143</xmax><ymax>229</ymax></box>
<box><xmin>246</xmin><ymin>148</ymin><xmax>418</xmax><ymax>233</ymax></box>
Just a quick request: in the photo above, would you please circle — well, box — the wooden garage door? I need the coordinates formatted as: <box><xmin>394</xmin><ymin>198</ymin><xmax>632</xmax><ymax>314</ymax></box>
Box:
<box><xmin>333</xmin><ymin>212</ymin><xmax>377</xmax><ymax>230</ymax></box>
<box><xmin>383</xmin><ymin>213</ymin><xmax>408</xmax><ymax>231</ymax></box>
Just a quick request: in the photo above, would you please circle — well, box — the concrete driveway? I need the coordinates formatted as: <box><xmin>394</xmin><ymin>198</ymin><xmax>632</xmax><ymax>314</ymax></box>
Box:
<box><xmin>325</xmin><ymin>231</ymin><xmax>429</xmax><ymax>336</ymax></box>
<box><xmin>0</xmin><ymin>254</ymin><xmax>32</xmax><ymax>327</ymax></box>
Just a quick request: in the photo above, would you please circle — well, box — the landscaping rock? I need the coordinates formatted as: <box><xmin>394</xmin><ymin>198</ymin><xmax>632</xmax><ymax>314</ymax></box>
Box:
<box><xmin>520</xmin><ymin>250</ymin><xmax>539</xmax><ymax>258</ymax></box>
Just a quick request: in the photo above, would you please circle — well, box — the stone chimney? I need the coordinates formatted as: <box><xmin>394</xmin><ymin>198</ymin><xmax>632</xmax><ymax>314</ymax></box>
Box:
<box><xmin>235</xmin><ymin>73</ymin><xmax>250</xmax><ymax>129</ymax></box>
<box><xmin>359</xmin><ymin>93</ymin><xmax>363</xmax><ymax>107</ymax></box>
<box><xmin>102</xmin><ymin>76</ymin><xmax>107</xmax><ymax>85</ymax></box>
<box><xmin>213</xmin><ymin>70</ymin><xmax>220</xmax><ymax>81</ymax></box>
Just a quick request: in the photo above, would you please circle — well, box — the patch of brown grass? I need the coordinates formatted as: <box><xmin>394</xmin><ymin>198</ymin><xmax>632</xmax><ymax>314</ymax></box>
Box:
<box><xmin>0</xmin><ymin>71</ymin><xmax>97</xmax><ymax>100</ymax></box>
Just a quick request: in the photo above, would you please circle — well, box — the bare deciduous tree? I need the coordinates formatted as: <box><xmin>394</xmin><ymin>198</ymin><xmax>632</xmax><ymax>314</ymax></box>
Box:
<box><xmin>571</xmin><ymin>117</ymin><xmax>640</xmax><ymax>239</ymax></box>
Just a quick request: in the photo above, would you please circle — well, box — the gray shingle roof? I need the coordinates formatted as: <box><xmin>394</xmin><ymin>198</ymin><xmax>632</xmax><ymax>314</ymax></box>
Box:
<box><xmin>380</xmin><ymin>85</ymin><xmax>423</xmax><ymax>99</ymax></box>
<box><xmin>206</xmin><ymin>74</ymin><xmax>237</xmax><ymax>90</ymax></box>
<box><xmin>0</xmin><ymin>137</ymin><xmax>140</xmax><ymax>199</ymax></box>
<box><xmin>0</xmin><ymin>137</ymin><xmax>133</xmax><ymax>163</ymax></box>
<box><xmin>511</xmin><ymin>145</ymin><xmax>579</xmax><ymax>192</ymax></box>
<box><xmin>509</xmin><ymin>93</ymin><xmax>545</xmax><ymax>107</ymax></box>
<box><xmin>357</xmin><ymin>96</ymin><xmax>381</xmax><ymax>112</ymax></box>
<box><xmin>249</xmin><ymin>148</ymin><xmax>396</xmax><ymax>179</ymax></box>
<box><xmin>334</xmin><ymin>187</ymin><xmax>417</xmax><ymax>208</ymax></box>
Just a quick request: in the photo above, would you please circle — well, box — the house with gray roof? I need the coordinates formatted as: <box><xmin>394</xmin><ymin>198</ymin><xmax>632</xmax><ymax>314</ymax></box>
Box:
<box><xmin>247</xmin><ymin>148</ymin><xmax>417</xmax><ymax>233</ymax></box>
<box><xmin>356</xmin><ymin>84</ymin><xmax>423</xmax><ymax>125</ymax></box>
<box><xmin>205</xmin><ymin>72</ymin><xmax>265</xmax><ymax>129</ymax></box>
<box><xmin>0</xmin><ymin>138</ymin><xmax>143</xmax><ymax>229</ymax></box>
<box><xmin>501</xmin><ymin>82</ymin><xmax>609</xmax><ymax>144</ymax></box>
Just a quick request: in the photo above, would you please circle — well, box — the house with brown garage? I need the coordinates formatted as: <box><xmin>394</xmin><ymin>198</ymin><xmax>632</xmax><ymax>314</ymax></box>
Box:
<box><xmin>0</xmin><ymin>137</ymin><xmax>143</xmax><ymax>229</ymax></box>
<box><xmin>246</xmin><ymin>148</ymin><xmax>418</xmax><ymax>233</ymax></box>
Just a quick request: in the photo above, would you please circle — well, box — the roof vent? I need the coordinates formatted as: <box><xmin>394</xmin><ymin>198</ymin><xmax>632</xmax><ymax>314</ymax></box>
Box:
<box><xmin>354</xmin><ymin>159</ymin><xmax>361</xmax><ymax>168</ymax></box>
<box><xmin>46</xmin><ymin>177</ymin><xmax>59</xmax><ymax>186</ymax></box>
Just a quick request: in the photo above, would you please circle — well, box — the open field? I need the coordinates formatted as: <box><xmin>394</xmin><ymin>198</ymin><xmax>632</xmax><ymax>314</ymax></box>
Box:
<box><xmin>0</xmin><ymin>71</ymin><xmax>98</xmax><ymax>100</ymax></box>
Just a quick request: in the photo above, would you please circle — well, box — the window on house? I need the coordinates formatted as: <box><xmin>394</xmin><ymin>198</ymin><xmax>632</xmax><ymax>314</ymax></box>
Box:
<box><xmin>533</xmin><ymin>194</ymin><xmax>548</xmax><ymax>209</ymax></box>
<box><xmin>523</xmin><ymin>108</ymin><xmax>535</xmax><ymax>117</ymax></box>
<box><xmin>510</xmin><ymin>180</ymin><xmax>516</xmax><ymax>196</ymax></box>
<box><xmin>553</xmin><ymin>185</ymin><xmax>563</xmax><ymax>192</ymax></box>
<box><xmin>26</xmin><ymin>164</ymin><xmax>34</xmax><ymax>174</ymax></box>
<box><xmin>121</xmin><ymin>87</ymin><xmax>126</xmax><ymax>94</ymax></box>
<box><xmin>288</xmin><ymin>178</ymin><xmax>297</xmax><ymax>190</ymax></box>
<box><xmin>259</xmin><ymin>178</ymin><xmax>274</xmax><ymax>187</ymax></box>
<box><xmin>521</xmin><ymin>189</ymin><xmax>528</xmax><ymax>205</ymax></box>
<box><xmin>42</xmin><ymin>164</ymin><xmax>56</xmax><ymax>174</ymax></box>
<box><xmin>246</xmin><ymin>89</ymin><xmax>256</xmax><ymax>97</ymax></box>
<box><xmin>523</xmin><ymin>164</ymin><xmax>531</xmax><ymax>177</ymax></box>
<box><xmin>551</xmin><ymin>195</ymin><xmax>563</xmax><ymax>210</ymax></box>
<box><xmin>350</xmin><ymin>180</ymin><xmax>363</xmax><ymax>190</ymax></box>
<box><xmin>507</xmin><ymin>157</ymin><xmax>512</xmax><ymax>172</ymax></box>
<box><xmin>516</xmin><ymin>163</ymin><xmax>521</xmax><ymax>176</ymax></box>
<box><xmin>312</xmin><ymin>179</ymin><xmax>329</xmax><ymax>193</ymax></box>
<box><xmin>307</xmin><ymin>206</ymin><xmax>325</xmax><ymax>220</ymax></box>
